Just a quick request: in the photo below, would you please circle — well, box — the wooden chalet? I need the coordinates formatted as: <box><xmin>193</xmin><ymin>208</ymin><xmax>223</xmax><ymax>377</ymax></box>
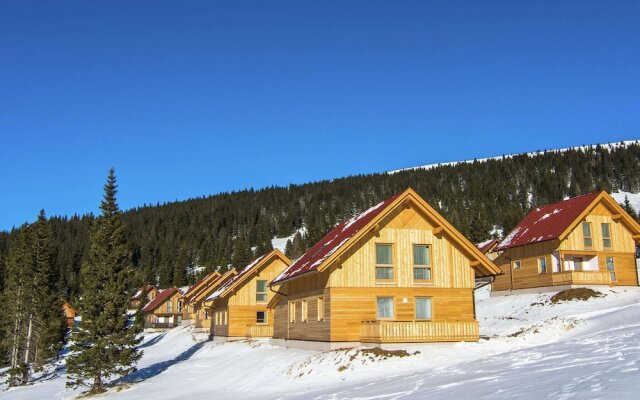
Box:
<box><xmin>180</xmin><ymin>271</ymin><xmax>222</xmax><ymax>325</ymax></box>
<box><xmin>475</xmin><ymin>239</ymin><xmax>500</xmax><ymax>261</ymax></box>
<box><xmin>62</xmin><ymin>300</ymin><xmax>77</xmax><ymax>328</ymax></box>
<box><xmin>142</xmin><ymin>288</ymin><xmax>183</xmax><ymax>329</ymax></box>
<box><xmin>267</xmin><ymin>188</ymin><xmax>500</xmax><ymax>349</ymax></box>
<box><xmin>492</xmin><ymin>191</ymin><xmax>640</xmax><ymax>292</ymax></box>
<box><xmin>184</xmin><ymin>269</ymin><xmax>237</xmax><ymax>329</ymax></box>
<box><xmin>208</xmin><ymin>249</ymin><xmax>291</xmax><ymax>340</ymax></box>
<box><xmin>129</xmin><ymin>285</ymin><xmax>159</xmax><ymax>309</ymax></box>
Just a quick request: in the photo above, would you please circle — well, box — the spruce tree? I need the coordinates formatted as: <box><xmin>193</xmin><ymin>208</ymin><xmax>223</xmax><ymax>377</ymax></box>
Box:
<box><xmin>66</xmin><ymin>169</ymin><xmax>142</xmax><ymax>393</ymax></box>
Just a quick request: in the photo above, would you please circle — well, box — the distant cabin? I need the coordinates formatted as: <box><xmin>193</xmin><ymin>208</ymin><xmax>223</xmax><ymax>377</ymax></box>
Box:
<box><xmin>267</xmin><ymin>188</ymin><xmax>500</xmax><ymax>349</ymax></box>
<box><xmin>182</xmin><ymin>269</ymin><xmax>237</xmax><ymax>330</ymax></box>
<box><xmin>142</xmin><ymin>288</ymin><xmax>183</xmax><ymax>329</ymax></box>
<box><xmin>492</xmin><ymin>191</ymin><xmax>640</xmax><ymax>293</ymax></box>
<box><xmin>208</xmin><ymin>249</ymin><xmax>291</xmax><ymax>340</ymax></box>
<box><xmin>475</xmin><ymin>239</ymin><xmax>500</xmax><ymax>261</ymax></box>
<box><xmin>129</xmin><ymin>285</ymin><xmax>159</xmax><ymax>309</ymax></box>
<box><xmin>62</xmin><ymin>300</ymin><xmax>77</xmax><ymax>328</ymax></box>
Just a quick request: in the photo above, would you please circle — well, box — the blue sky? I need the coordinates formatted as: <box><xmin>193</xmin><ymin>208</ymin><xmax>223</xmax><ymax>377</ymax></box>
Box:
<box><xmin>1</xmin><ymin>1</ymin><xmax>639</xmax><ymax>231</ymax></box>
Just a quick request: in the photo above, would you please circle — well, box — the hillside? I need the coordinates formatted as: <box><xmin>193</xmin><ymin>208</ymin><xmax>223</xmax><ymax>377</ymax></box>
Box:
<box><xmin>3</xmin><ymin>286</ymin><xmax>640</xmax><ymax>399</ymax></box>
<box><xmin>1</xmin><ymin>140</ymin><xmax>639</xmax><ymax>299</ymax></box>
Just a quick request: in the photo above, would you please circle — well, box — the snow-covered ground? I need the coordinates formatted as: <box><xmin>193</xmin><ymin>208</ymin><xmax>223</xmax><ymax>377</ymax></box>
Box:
<box><xmin>3</xmin><ymin>287</ymin><xmax>640</xmax><ymax>399</ymax></box>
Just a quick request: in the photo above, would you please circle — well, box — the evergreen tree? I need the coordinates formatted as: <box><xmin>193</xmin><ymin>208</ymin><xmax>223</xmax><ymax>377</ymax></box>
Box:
<box><xmin>622</xmin><ymin>196</ymin><xmax>639</xmax><ymax>222</ymax></box>
<box><xmin>66</xmin><ymin>169</ymin><xmax>142</xmax><ymax>393</ymax></box>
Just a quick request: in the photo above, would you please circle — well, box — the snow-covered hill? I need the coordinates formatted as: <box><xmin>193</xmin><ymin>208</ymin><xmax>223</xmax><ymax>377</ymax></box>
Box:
<box><xmin>3</xmin><ymin>287</ymin><xmax>640</xmax><ymax>399</ymax></box>
<box><xmin>389</xmin><ymin>139</ymin><xmax>640</xmax><ymax>174</ymax></box>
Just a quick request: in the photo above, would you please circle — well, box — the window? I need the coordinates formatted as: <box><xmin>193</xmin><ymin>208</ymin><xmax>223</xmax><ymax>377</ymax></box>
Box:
<box><xmin>538</xmin><ymin>257</ymin><xmax>547</xmax><ymax>274</ymax></box>
<box><xmin>166</xmin><ymin>300</ymin><xmax>172</xmax><ymax>313</ymax></box>
<box><xmin>204</xmin><ymin>310</ymin><xmax>209</xmax><ymax>320</ymax></box>
<box><xmin>223</xmin><ymin>310</ymin><xmax>227</xmax><ymax>325</ymax></box>
<box><xmin>256</xmin><ymin>311</ymin><xmax>267</xmax><ymax>324</ymax></box>
<box><xmin>375</xmin><ymin>244</ymin><xmax>393</xmax><ymax>280</ymax></box>
<box><xmin>289</xmin><ymin>301</ymin><xmax>295</xmax><ymax>323</ymax></box>
<box><xmin>606</xmin><ymin>256</ymin><xmax>616</xmax><ymax>281</ymax></box>
<box><xmin>413</xmin><ymin>245</ymin><xmax>432</xmax><ymax>281</ymax></box>
<box><xmin>302</xmin><ymin>300</ymin><xmax>308</xmax><ymax>322</ymax></box>
<box><xmin>601</xmin><ymin>223</ymin><xmax>612</xmax><ymax>248</ymax></box>
<box><xmin>256</xmin><ymin>280</ymin><xmax>268</xmax><ymax>303</ymax></box>
<box><xmin>415</xmin><ymin>297</ymin><xmax>432</xmax><ymax>320</ymax></box>
<box><xmin>317</xmin><ymin>297</ymin><xmax>324</xmax><ymax>321</ymax></box>
<box><xmin>582</xmin><ymin>222</ymin><xmax>593</xmax><ymax>247</ymax></box>
<box><xmin>574</xmin><ymin>257</ymin><xmax>583</xmax><ymax>271</ymax></box>
<box><xmin>177</xmin><ymin>301</ymin><xmax>183</xmax><ymax>312</ymax></box>
<box><xmin>513</xmin><ymin>260</ymin><xmax>521</xmax><ymax>270</ymax></box>
<box><xmin>376</xmin><ymin>297</ymin><xmax>394</xmax><ymax>319</ymax></box>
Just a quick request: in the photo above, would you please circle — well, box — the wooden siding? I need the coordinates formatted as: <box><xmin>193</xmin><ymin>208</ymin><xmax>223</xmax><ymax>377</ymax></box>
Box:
<box><xmin>228</xmin><ymin>258</ymin><xmax>289</xmax><ymax>306</ymax></box>
<box><xmin>551</xmin><ymin>271</ymin><xmax>611</xmax><ymax>286</ymax></box>
<box><xmin>560</xmin><ymin>208</ymin><xmax>636</xmax><ymax>253</ymax></box>
<box><xmin>598</xmin><ymin>252</ymin><xmax>638</xmax><ymax>286</ymax></box>
<box><xmin>246</xmin><ymin>325</ymin><xmax>274</xmax><ymax>338</ymax></box>
<box><xmin>328</xmin><ymin>206</ymin><xmax>475</xmax><ymax>289</ymax></box>
<box><xmin>490</xmin><ymin>241</ymin><xmax>558</xmax><ymax>291</ymax></box>
<box><xmin>361</xmin><ymin>320</ymin><xmax>478</xmax><ymax>343</ymax></box>
<box><xmin>212</xmin><ymin>307</ymin><xmax>229</xmax><ymax>337</ymax></box>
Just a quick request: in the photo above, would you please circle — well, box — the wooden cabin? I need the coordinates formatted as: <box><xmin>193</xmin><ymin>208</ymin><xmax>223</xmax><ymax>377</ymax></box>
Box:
<box><xmin>180</xmin><ymin>271</ymin><xmax>222</xmax><ymax>324</ymax></box>
<box><xmin>267</xmin><ymin>188</ymin><xmax>500</xmax><ymax>349</ymax></box>
<box><xmin>188</xmin><ymin>269</ymin><xmax>237</xmax><ymax>329</ymax></box>
<box><xmin>492</xmin><ymin>191</ymin><xmax>640</xmax><ymax>293</ymax></box>
<box><xmin>475</xmin><ymin>239</ymin><xmax>500</xmax><ymax>261</ymax></box>
<box><xmin>129</xmin><ymin>285</ymin><xmax>159</xmax><ymax>309</ymax></box>
<box><xmin>142</xmin><ymin>288</ymin><xmax>183</xmax><ymax>329</ymax></box>
<box><xmin>208</xmin><ymin>250</ymin><xmax>291</xmax><ymax>340</ymax></box>
<box><xmin>62</xmin><ymin>300</ymin><xmax>77</xmax><ymax>328</ymax></box>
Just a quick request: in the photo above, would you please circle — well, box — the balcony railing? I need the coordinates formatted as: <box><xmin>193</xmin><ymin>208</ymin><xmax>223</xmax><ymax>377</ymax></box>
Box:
<box><xmin>145</xmin><ymin>322</ymin><xmax>178</xmax><ymax>329</ymax></box>
<box><xmin>360</xmin><ymin>320</ymin><xmax>479</xmax><ymax>343</ymax></box>
<box><xmin>246</xmin><ymin>325</ymin><xmax>273</xmax><ymax>338</ymax></box>
<box><xmin>551</xmin><ymin>271</ymin><xmax>611</xmax><ymax>286</ymax></box>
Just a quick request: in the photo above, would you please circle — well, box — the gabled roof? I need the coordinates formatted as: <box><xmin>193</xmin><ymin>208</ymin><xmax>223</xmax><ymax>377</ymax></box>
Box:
<box><xmin>192</xmin><ymin>269</ymin><xmax>237</xmax><ymax>304</ymax></box>
<box><xmin>182</xmin><ymin>271</ymin><xmax>222</xmax><ymax>301</ymax></box>
<box><xmin>271</xmin><ymin>188</ymin><xmax>501</xmax><ymax>285</ymax></box>
<box><xmin>142</xmin><ymin>288</ymin><xmax>179</xmax><ymax>313</ymax></box>
<box><xmin>207</xmin><ymin>249</ymin><xmax>291</xmax><ymax>301</ymax></box>
<box><xmin>476</xmin><ymin>239</ymin><xmax>499</xmax><ymax>254</ymax></box>
<box><xmin>498</xmin><ymin>191</ymin><xmax>640</xmax><ymax>250</ymax></box>
<box><xmin>130</xmin><ymin>285</ymin><xmax>157</xmax><ymax>301</ymax></box>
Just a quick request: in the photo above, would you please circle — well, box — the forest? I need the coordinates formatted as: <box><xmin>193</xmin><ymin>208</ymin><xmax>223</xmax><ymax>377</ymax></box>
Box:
<box><xmin>0</xmin><ymin>143</ymin><xmax>639</xmax><ymax>302</ymax></box>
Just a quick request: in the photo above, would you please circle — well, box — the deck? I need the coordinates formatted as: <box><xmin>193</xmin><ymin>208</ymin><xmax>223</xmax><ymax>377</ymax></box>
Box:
<box><xmin>360</xmin><ymin>320</ymin><xmax>479</xmax><ymax>343</ymax></box>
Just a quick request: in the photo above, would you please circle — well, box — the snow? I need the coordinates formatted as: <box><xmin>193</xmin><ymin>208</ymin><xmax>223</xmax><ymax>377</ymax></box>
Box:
<box><xmin>4</xmin><ymin>287</ymin><xmax>640</xmax><ymax>399</ymax></box>
<box><xmin>476</xmin><ymin>239</ymin><xmax>495</xmax><ymax>248</ymax></box>
<box><xmin>389</xmin><ymin>140</ymin><xmax>640</xmax><ymax>174</ymax></box>
<box><xmin>611</xmin><ymin>191</ymin><xmax>640</xmax><ymax>213</ymax></box>
<box><xmin>271</xmin><ymin>227</ymin><xmax>307</xmax><ymax>253</ymax></box>
<box><xmin>498</xmin><ymin>226</ymin><xmax>521</xmax><ymax>248</ymax></box>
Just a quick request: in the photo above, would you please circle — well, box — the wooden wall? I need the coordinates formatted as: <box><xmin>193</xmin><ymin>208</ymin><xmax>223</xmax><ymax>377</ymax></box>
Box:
<box><xmin>228</xmin><ymin>258</ymin><xmax>289</xmax><ymax>306</ymax></box>
<box><xmin>560</xmin><ymin>204</ymin><xmax>636</xmax><ymax>253</ymax></box>
<box><xmin>598</xmin><ymin>252</ymin><xmax>638</xmax><ymax>286</ymax></box>
<box><xmin>492</xmin><ymin>241</ymin><xmax>558</xmax><ymax>291</ymax></box>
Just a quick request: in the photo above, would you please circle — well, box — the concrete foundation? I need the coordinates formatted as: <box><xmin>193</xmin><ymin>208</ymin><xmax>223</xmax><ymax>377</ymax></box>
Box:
<box><xmin>490</xmin><ymin>284</ymin><xmax>609</xmax><ymax>297</ymax></box>
<box><xmin>268</xmin><ymin>338</ymin><xmax>360</xmax><ymax>351</ymax></box>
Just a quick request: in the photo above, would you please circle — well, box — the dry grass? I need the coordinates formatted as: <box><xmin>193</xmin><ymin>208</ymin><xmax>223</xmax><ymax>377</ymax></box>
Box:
<box><xmin>550</xmin><ymin>288</ymin><xmax>603</xmax><ymax>304</ymax></box>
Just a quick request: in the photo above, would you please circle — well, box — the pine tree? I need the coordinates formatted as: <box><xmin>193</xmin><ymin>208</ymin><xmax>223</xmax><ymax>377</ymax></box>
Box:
<box><xmin>622</xmin><ymin>196</ymin><xmax>639</xmax><ymax>222</ymax></box>
<box><xmin>66</xmin><ymin>169</ymin><xmax>142</xmax><ymax>393</ymax></box>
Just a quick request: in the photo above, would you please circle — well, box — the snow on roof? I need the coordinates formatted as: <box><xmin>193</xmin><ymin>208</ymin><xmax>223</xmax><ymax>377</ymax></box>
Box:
<box><xmin>142</xmin><ymin>288</ymin><xmax>179</xmax><ymax>312</ymax></box>
<box><xmin>497</xmin><ymin>191</ymin><xmax>602</xmax><ymax>250</ymax></box>
<box><xmin>206</xmin><ymin>253</ymin><xmax>269</xmax><ymax>301</ymax></box>
<box><xmin>130</xmin><ymin>285</ymin><xmax>157</xmax><ymax>300</ymax></box>
<box><xmin>271</xmin><ymin>191</ymin><xmax>403</xmax><ymax>286</ymax></box>
<box><xmin>182</xmin><ymin>271</ymin><xmax>219</xmax><ymax>299</ymax></box>
<box><xmin>475</xmin><ymin>239</ymin><xmax>499</xmax><ymax>254</ymax></box>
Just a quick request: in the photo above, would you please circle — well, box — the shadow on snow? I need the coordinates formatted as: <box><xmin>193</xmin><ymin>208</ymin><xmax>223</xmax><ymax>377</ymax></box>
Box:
<box><xmin>139</xmin><ymin>332</ymin><xmax>168</xmax><ymax>349</ymax></box>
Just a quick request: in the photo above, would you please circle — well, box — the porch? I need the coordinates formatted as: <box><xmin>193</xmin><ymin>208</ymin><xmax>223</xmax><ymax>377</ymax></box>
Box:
<box><xmin>246</xmin><ymin>325</ymin><xmax>273</xmax><ymax>338</ymax></box>
<box><xmin>551</xmin><ymin>271</ymin><xmax>611</xmax><ymax>286</ymax></box>
<box><xmin>360</xmin><ymin>320</ymin><xmax>479</xmax><ymax>343</ymax></box>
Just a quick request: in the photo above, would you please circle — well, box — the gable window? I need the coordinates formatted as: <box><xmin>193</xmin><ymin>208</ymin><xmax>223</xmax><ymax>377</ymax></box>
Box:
<box><xmin>166</xmin><ymin>300</ymin><xmax>173</xmax><ymax>313</ymax></box>
<box><xmin>606</xmin><ymin>256</ymin><xmax>616</xmax><ymax>282</ymax></box>
<box><xmin>601</xmin><ymin>223</ymin><xmax>612</xmax><ymax>248</ymax></box>
<box><xmin>415</xmin><ymin>297</ymin><xmax>433</xmax><ymax>320</ymax></box>
<box><xmin>413</xmin><ymin>245</ymin><xmax>432</xmax><ymax>281</ymax></box>
<box><xmin>375</xmin><ymin>244</ymin><xmax>394</xmax><ymax>280</ymax></box>
<box><xmin>317</xmin><ymin>297</ymin><xmax>324</xmax><ymax>321</ymax></box>
<box><xmin>302</xmin><ymin>300</ymin><xmax>308</xmax><ymax>322</ymax></box>
<box><xmin>512</xmin><ymin>260</ymin><xmax>521</xmax><ymax>270</ymax></box>
<box><xmin>582</xmin><ymin>222</ymin><xmax>593</xmax><ymax>248</ymax></box>
<box><xmin>256</xmin><ymin>311</ymin><xmax>267</xmax><ymax>324</ymax></box>
<box><xmin>376</xmin><ymin>297</ymin><xmax>394</xmax><ymax>319</ymax></box>
<box><xmin>256</xmin><ymin>280</ymin><xmax>268</xmax><ymax>303</ymax></box>
<box><xmin>289</xmin><ymin>301</ymin><xmax>295</xmax><ymax>323</ymax></box>
<box><xmin>538</xmin><ymin>257</ymin><xmax>547</xmax><ymax>274</ymax></box>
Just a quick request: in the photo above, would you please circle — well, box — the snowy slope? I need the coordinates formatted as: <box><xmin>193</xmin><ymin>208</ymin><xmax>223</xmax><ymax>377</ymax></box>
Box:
<box><xmin>3</xmin><ymin>287</ymin><xmax>640</xmax><ymax>399</ymax></box>
<box><xmin>611</xmin><ymin>191</ymin><xmax>640</xmax><ymax>214</ymax></box>
<box><xmin>389</xmin><ymin>139</ymin><xmax>640</xmax><ymax>174</ymax></box>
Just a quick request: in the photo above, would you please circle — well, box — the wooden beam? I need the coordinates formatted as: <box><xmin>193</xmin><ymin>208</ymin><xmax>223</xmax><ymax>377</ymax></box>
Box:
<box><xmin>612</xmin><ymin>214</ymin><xmax>623</xmax><ymax>221</ymax></box>
<box><xmin>633</xmin><ymin>235</ymin><xmax>640</xmax><ymax>241</ymax></box>
<box><xmin>469</xmin><ymin>261</ymin><xmax>480</xmax><ymax>268</ymax></box>
<box><xmin>432</xmin><ymin>226</ymin><xmax>444</xmax><ymax>235</ymax></box>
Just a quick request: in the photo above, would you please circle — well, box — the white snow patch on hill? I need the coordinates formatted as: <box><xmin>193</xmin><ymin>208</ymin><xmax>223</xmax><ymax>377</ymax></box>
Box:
<box><xmin>3</xmin><ymin>287</ymin><xmax>640</xmax><ymax>399</ymax></box>
<box><xmin>271</xmin><ymin>227</ymin><xmax>306</xmax><ymax>253</ymax></box>
<box><xmin>611</xmin><ymin>191</ymin><xmax>640</xmax><ymax>213</ymax></box>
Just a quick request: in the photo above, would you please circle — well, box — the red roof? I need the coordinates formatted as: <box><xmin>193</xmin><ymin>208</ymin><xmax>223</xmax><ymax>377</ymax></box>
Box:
<box><xmin>142</xmin><ymin>288</ymin><xmax>179</xmax><ymax>312</ymax></box>
<box><xmin>271</xmin><ymin>191</ymin><xmax>404</xmax><ymax>285</ymax></box>
<box><xmin>130</xmin><ymin>285</ymin><xmax>157</xmax><ymax>300</ymax></box>
<box><xmin>498</xmin><ymin>191</ymin><xmax>601</xmax><ymax>250</ymax></box>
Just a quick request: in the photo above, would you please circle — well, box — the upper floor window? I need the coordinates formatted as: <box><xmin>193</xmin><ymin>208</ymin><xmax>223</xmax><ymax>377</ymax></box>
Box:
<box><xmin>601</xmin><ymin>223</ymin><xmax>612</xmax><ymax>248</ymax></box>
<box><xmin>413</xmin><ymin>245</ymin><xmax>432</xmax><ymax>281</ymax></box>
<box><xmin>256</xmin><ymin>280</ymin><xmax>268</xmax><ymax>303</ymax></box>
<box><xmin>177</xmin><ymin>301</ymin><xmax>183</xmax><ymax>312</ymax></box>
<box><xmin>166</xmin><ymin>300</ymin><xmax>172</xmax><ymax>313</ymax></box>
<box><xmin>582</xmin><ymin>222</ymin><xmax>593</xmax><ymax>248</ymax></box>
<box><xmin>375</xmin><ymin>244</ymin><xmax>393</xmax><ymax>280</ymax></box>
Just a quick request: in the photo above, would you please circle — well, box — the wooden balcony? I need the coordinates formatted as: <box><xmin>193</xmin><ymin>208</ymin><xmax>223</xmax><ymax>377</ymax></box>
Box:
<box><xmin>551</xmin><ymin>271</ymin><xmax>611</xmax><ymax>286</ymax></box>
<box><xmin>246</xmin><ymin>325</ymin><xmax>273</xmax><ymax>338</ymax></box>
<box><xmin>360</xmin><ymin>320</ymin><xmax>479</xmax><ymax>343</ymax></box>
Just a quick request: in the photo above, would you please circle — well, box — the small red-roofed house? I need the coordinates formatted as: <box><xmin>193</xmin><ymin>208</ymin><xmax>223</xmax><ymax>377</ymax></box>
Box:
<box><xmin>142</xmin><ymin>288</ymin><xmax>183</xmax><ymax>329</ymax></box>
<box><xmin>180</xmin><ymin>270</ymin><xmax>226</xmax><ymax>328</ymax></box>
<box><xmin>267</xmin><ymin>188</ymin><xmax>501</xmax><ymax>349</ymax></box>
<box><xmin>475</xmin><ymin>239</ymin><xmax>500</xmax><ymax>261</ymax></box>
<box><xmin>129</xmin><ymin>285</ymin><xmax>159</xmax><ymax>310</ymax></box>
<box><xmin>492</xmin><ymin>191</ymin><xmax>640</xmax><ymax>292</ymax></box>
<box><xmin>207</xmin><ymin>249</ymin><xmax>291</xmax><ymax>340</ymax></box>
